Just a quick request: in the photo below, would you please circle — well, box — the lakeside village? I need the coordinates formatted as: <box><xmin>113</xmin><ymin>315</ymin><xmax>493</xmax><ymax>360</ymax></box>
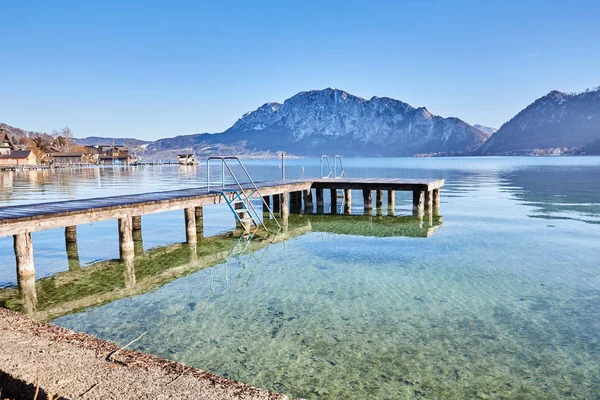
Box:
<box><xmin>0</xmin><ymin>127</ymin><xmax>198</xmax><ymax>169</ymax></box>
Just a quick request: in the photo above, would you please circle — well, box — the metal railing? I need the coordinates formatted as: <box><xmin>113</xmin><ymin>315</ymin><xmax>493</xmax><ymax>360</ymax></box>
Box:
<box><xmin>320</xmin><ymin>155</ymin><xmax>333</xmax><ymax>178</ymax></box>
<box><xmin>206</xmin><ymin>156</ymin><xmax>281</xmax><ymax>230</ymax></box>
<box><xmin>333</xmin><ymin>155</ymin><xmax>345</xmax><ymax>178</ymax></box>
<box><xmin>320</xmin><ymin>155</ymin><xmax>345</xmax><ymax>179</ymax></box>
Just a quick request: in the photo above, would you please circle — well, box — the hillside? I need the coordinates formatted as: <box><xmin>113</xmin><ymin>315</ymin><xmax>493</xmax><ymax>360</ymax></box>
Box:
<box><xmin>479</xmin><ymin>87</ymin><xmax>600</xmax><ymax>155</ymax></box>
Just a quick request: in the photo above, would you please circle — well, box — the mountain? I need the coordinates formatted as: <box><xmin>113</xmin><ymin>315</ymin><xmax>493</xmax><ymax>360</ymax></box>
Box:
<box><xmin>473</xmin><ymin>124</ymin><xmax>498</xmax><ymax>135</ymax></box>
<box><xmin>147</xmin><ymin>88</ymin><xmax>490</xmax><ymax>157</ymax></box>
<box><xmin>479</xmin><ymin>88</ymin><xmax>600</xmax><ymax>155</ymax></box>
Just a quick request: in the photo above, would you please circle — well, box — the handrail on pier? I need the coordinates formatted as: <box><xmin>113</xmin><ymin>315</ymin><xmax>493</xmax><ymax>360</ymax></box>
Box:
<box><xmin>333</xmin><ymin>155</ymin><xmax>345</xmax><ymax>178</ymax></box>
<box><xmin>206</xmin><ymin>156</ymin><xmax>281</xmax><ymax>231</ymax></box>
<box><xmin>320</xmin><ymin>155</ymin><xmax>333</xmax><ymax>178</ymax></box>
<box><xmin>321</xmin><ymin>155</ymin><xmax>345</xmax><ymax>179</ymax></box>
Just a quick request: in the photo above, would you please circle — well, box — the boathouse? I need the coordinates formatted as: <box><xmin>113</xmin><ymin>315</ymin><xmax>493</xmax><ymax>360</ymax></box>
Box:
<box><xmin>50</xmin><ymin>152</ymin><xmax>88</xmax><ymax>165</ymax></box>
<box><xmin>0</xmin><ymin>150</ymin><xmax>37</xmax><ymax>167</ymax></box>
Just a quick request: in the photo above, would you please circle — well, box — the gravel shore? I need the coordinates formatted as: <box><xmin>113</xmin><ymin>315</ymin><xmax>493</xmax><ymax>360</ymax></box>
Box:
<box><xmin>0</xmin><ymin>308</ymin><xmax>289</xmax><ymax>400</ymax></box>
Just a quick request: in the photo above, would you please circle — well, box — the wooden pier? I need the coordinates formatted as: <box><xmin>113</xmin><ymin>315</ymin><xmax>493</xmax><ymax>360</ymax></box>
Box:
<box><xmin>0</xmin><ymin>177</ymin><xmax>444</xmax><ymax>283</ymax></box>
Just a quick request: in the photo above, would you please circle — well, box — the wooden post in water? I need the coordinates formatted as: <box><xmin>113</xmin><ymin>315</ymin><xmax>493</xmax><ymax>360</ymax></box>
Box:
<box><xmin>363</xmin><ymin>189</ymin><xmax>373</xmax><ymax>212</ymax></box>
<box><xmin>19</xmin><ymin>273</ymin><xmax>37</xmax><ymax>314</ymax></box>
<box><xmin>290</xmin><ymin>191</ymin><xmax>302</xmax><ymax>214</ymax></box>
<box><xmin>65</xmin><ymin>226</ymin><xmax>77</xmax><ymax>244</ymax></box>
<box><xmin>184</xmin><ymin>207</ymin><xmax>197</xmax><ymax>244</ymax></box>
<box><xmin>131</xmin><ymin>216</ymin><xmax>143</xmax><ymax>255</ymax></box>
<box><xmin>376</xmin><ymin>190</ymin><xmax>383</xmax><ymax>208</ymax></box>
<box><xmin>432</xmin><ymin>188</ymin><xmax>441</xmax><ymax>214</ymax></box>
<box><xmin>122</xmin><ymin>251</ymin><xmax>136</xmax><ymax>289</ymax></box>
<box><xmin>280</xmin><ymin>192</ymin><xmax>289</xmax><ymax>231</ymax></box>
<box><xmin>14</xmin><ymin>232</ymin><xmax>35</xmax><ymax>281</ymax></box>
<box><xmin>118</xmin><ymin>216</ymin><xmax>134</xmax><ymax>259</ymax></box>
<box><xmin>272</xmin><ymin>194</ymin><xmax>281</xmax><ymax>213</ymax></box>
<box><xmin>194</xmin><ymin>206</ymin><xmax>204</xmax><ymax>239</ymax></box>
<box><xmin>412</xmin><ymin>190</ymin><xmax>423</xmax><ymax>215</ymax></box>
<box><xmin>280</xmin><ymin>192</ymin><xmax>289</xmax><ymax>216</ymax></box>
<box><xmin>387</xmin><ymin>190</ymin><xmax>395</xmax><ymax>215</ymax></box>
<box><xmin>66</xmin><ymin>242</ymin><xmax>81</xmax><ymax>270</ymax></box>
<box><xmin>64</xmin><ymin>225</ymin><xmax>81</xmax><ymax>270</ymax></box>
<box><xmin>424</xmin><ymin>190</ymin><xmax>433</xmax><ymax>213</ymax></box>
<box><xmin>303</xmin><ymin>189</ymin><xmax>313</xmax><ymax>213</ymax></box>
<box><xmin>131</xmin><ymin>216</ymin><xmax>142</xmax><ymax>233</ymax></box>
<box><xmin>344</xmin><ymin>189</ymin><xmax>352</xmax><ymax>214</ymax></box>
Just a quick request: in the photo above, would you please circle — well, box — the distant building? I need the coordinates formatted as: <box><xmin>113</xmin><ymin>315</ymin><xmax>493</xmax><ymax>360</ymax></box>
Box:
<box><xmin>0</xmin><ymin>128</ymin><xmax>15</xmax><ymax>156</ymax></box>
<box><xmin>50</xmin><ymin>152</ymin><xmax>88</xmax><ymax>165</ymax></box>
<box><xmin>96</xmin><ymin>145</ymin><xmax>133</xmax><ymax>165</ymax></box>
<box><xmin>0</xmin><ymin>150</ymin><xmax>37</xmax><ymax>166</ymax></box>
<box><xmin>178</xmin><ymin>154</ymin><xmax>197</xmax><ymax>165</ymax></box>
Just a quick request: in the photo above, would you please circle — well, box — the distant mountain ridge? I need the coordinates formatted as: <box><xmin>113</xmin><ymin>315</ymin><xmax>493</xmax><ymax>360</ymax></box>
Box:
<box><xmin>479</xmin><ymin>87</ymin><xmax>600</xmax><ymax>155</ymax></box>
<box><xmin>148</xmin><ymin>88</ymin><xmax>490</xmax><ymax>157</ymax></box>
<box><xmin>473</xmin><ymin>125</ymin><xmax>498</xmax><ymax>135</ymax></box>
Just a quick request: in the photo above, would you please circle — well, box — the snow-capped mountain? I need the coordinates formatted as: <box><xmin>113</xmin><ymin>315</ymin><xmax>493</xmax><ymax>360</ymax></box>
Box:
<box><xmin>189</xmin><ymin>88</ymin><xmax>489</xmax><ymax>156</ymax></box>
<box><xmin>473</xmin><ymin>125</ymin><xmax>498</xmax><ymax>135</ymax></box>
<box><xmin>479</xmin><ymin>87</ymin><xmax>600</xmax><ymax>155</ymax></box>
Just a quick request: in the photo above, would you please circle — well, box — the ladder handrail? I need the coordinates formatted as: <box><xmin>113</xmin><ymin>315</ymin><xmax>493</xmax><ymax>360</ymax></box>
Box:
<box><xmin>333</xmin><ymin>155</ymin><xmax>345</xmax><ymax>178</ymax></box>
<box><xmin>206</xmin><ymin>156</ymin><xmax>281</xmax><ymax>230</ymax></box>
<box><xmin>320</xmin><ymin>155</ymin><xmax>333</xmax><ymax>178</ymax></box>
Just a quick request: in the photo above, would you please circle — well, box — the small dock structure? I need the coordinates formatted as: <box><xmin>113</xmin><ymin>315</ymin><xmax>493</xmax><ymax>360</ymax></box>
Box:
<box><xmin>0</xmin><ymin>158</ymin><xmax>444</xmax><ymax>287</ymax></box>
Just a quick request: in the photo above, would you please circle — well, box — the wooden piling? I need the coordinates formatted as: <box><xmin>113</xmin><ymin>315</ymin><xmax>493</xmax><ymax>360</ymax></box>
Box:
<box><xmin>412</xmin><ymin>190</ymin><xmax>423</xmax><ymax>215</ymax></box>
<box><xmin>376</xmin><ymin>190</ymin><xmax>383</xmax><ymax>208</ymax></box>
<box><xmin>14</xmin><ymin>232</ymin><xmax>34</xmax><ymax>280</ymax></box>
<box><xmin>184</xmin><ymin>207</ymin><xmax>197</xmax><ymax>244</ymax></box>
<box><xmin>363</xmin><ymin>189</ymin><xmax>373</xmax><ymax>211</ymax></box>
<box><xmin>19</xmin><ymin>274</ymin><xmax>38</xmax><ymax>314</ymax></box>
<box><xmin>424</xmin><ymin>190</ymin><xmax>433</xmax><ymax>213</ymax></box>
<box><xmin>387</xmin><ymin>190</ymin><xmax>395</xmax><ymax>215</ymax></box>
<box><xmin>130</xmin><ymin>215</ymin><xmax>143</xmax><ymax>254</ymax></box>
<box><xmin>344</xmin><ymin>189</ymin><xmax>352</xmax><ymax>214</ymax></box>
<box><xmin>132</xmin><ymin>216</ymin><xmax>142</xmax><ymax>232</ymax></box>
<box><xmin>122</xmin><ymin>252</ymin><xmax>136</xmax><ymax>289</ymax></box>
<box><xmin>195</xmin><ymin>206</ymin><xmax>204</xmax><ymax>238</ymax></box>
<box><xmin>66</xmin><ymin>241</ymin><xmax>81</xmax><ymax>270</ymax></box>
<box><xmin>433</xmin><ymin>188</ymin><xmax>441</xmax><ymax>213</ymax></box>
<box><xmin>118</xmin><ymin>216</ymin><xmax>134</xmax><ymax>259</ymax></box>
<box><xmin>281</xmin><ymin>192</ymin><xmax>289</xmax><ymax>218</ymax></box>
<box><xmin>65</xmin><ymin>226</ymin><xmax>77</xmax><ymax>244</ymax></box>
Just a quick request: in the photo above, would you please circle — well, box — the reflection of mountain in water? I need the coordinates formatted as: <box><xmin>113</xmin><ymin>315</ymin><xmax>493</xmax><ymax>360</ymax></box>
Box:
<box><xmin>501</xmin><ymin>166</ymin><xmax>600</xmax><ymax>224</ymax></box>
<box><xmin>0</xmin><ymin>213</ymin><xmax>442</xmax><ymax>321</ymax></box>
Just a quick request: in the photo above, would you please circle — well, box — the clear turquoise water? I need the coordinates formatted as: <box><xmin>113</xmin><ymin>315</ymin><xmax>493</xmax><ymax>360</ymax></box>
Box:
<box><xmin>1</xmin><ymin>157</ymin><xmax>599</xmax><ymax>398</ymax></box>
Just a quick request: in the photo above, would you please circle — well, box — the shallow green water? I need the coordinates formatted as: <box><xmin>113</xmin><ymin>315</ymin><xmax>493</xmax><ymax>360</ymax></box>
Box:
<box><xmin>1</xmin><ymin>157</ymin><xmax>600</xmax><ymax>398</ymax></box>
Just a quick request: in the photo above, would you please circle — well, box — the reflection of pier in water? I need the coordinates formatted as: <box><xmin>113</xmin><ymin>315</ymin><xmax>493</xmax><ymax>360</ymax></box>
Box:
<box><xmin>0</xmin><ymin>213</ymin><xmax>442</xmax><ymax>321</ymax></box>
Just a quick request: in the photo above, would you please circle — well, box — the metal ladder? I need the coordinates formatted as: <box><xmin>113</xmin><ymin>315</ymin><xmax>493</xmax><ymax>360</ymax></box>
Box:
<box><xmin>206</xmin><ymin>156</ymin><xmax>281</xmax><ymax>232</ymax></box>
<box><xmin>320</xmin><ymin>155</ymin><xmax>347</xmax><ymax>212</ymax></box>
<box><xmin>320</xmin><ymin>155</ymin><xmax>346</xmax><ymax>178</ymax></box>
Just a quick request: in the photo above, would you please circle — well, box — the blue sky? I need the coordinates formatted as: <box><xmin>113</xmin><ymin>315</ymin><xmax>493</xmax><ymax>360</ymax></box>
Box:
<box><xmin>1</xmin><ymin>0</ymin><xmax>599</xmax><ymax>140</ymax></box>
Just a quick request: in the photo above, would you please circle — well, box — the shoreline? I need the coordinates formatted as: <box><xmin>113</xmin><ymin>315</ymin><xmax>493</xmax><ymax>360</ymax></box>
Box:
<box><xmin>0</xmin><ymin>308</ymin><xmax>289</xmax><ymax>400</ymax></box>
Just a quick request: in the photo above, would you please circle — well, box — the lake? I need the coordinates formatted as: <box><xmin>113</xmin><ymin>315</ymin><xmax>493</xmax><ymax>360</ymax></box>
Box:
<box><xmin>1</xmin><ymin>157</ymin><xmax>599</xmax><ymax>399</ymax></box>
